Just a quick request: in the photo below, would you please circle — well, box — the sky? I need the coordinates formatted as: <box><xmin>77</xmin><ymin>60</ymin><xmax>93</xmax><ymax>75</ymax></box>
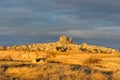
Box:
<box><xmin>0</xmin><ymin>0</ymin><xmax>120</xmax><ymax>49</ymax></box>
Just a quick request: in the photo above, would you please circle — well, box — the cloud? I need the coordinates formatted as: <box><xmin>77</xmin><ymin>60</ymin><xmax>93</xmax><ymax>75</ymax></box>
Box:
<box><xmin>0</xmin><ymin>0</ymin><xmax>120</xmax><ymax>39</ymax></box>
<box><xmin>49</xmin><ymin>27</ymin><xmax>120</xmax><ymax>39</ymax></box>
<box><xmin>0</xmin><ymin>0</ymin><xmax>120</xmax><ymax>49</ymax></box>
<box><xmin>96</xmin><ymin>26</ymin><xmax>120</xmax><ymax>30</ymax></box>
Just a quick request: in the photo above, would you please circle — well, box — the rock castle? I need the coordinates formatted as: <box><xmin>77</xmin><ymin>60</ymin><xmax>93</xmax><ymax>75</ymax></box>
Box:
<box><xmin>0</xmin><ymin>35</ymin><xmax>119</xmax><ymax>54</ymax></box>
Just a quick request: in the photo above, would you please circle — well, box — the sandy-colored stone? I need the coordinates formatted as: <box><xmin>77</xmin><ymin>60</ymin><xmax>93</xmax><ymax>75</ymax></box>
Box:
<box><xmin>0</xmin><ymin>36</ymin><xmax>119</xmax><ymax>62</ymax></box>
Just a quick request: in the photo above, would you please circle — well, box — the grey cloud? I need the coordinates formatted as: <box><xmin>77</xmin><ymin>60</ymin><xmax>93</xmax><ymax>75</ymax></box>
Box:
<box><xmin>49</xmin><ymin>28</ymin><xmax>120</xmax><ymax>39</ymax></box>
<box><xmin>53</xmin><ymin>0</ymin><xmax>120</xmax><ymax>23</ymax></box>
<box><xmin>0</xmin><ymin>0</ymin><xmax>120</xmax><ymax>49</ymax></box>
<box><xmin>0</xmin><ymin>26</ymin><xmax>49</xmax><ymax>38</ymax></box>
<box><xmin>0</xmin><ymin>0</ymin><xmax>120</xmax><ymax>39</ymax></box>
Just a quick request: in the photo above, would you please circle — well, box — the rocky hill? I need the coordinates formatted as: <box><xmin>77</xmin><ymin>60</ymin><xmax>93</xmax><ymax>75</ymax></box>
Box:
<box><xmin>0</xmin><ymin>36</ymin><xmax>120</xmax><ymax>80</ymax></box>
<box><xmin>0</xmin><ymin>35</ymin><xmax>119</xmax><ymax>54</ymax></box>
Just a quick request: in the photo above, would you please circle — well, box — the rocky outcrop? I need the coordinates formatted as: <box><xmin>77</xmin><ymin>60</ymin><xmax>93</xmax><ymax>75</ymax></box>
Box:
<box><xmin>79</xmin><ymin>42</ymin><xmax>118</xmax><ymax>53</ymax></box>
<box><xmin>0</xmin><ymin>36</ymin><xmax>119</xmax><ymax>54</ymax></box>
<box><xmin>58</xmin><ymin>35</ymin><xmax>73</xmax><ymax>44</ymax></box>
<box><xmin>0</xmin><ymin>36</ymin><xmax>119</xmax><ymax>62</ymax></box>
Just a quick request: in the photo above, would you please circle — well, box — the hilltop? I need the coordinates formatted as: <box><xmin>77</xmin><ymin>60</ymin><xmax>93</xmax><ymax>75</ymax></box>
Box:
<box><xmin>0</xmin><ymin>35</ymin><xmax>119</xmax><ymax>61</ymax></box>
<box><xmin>0</xmin><ymin>35</ymin><xmax>119</xmax><ymax>53</ymax></box>
<box><xmin>0</xmin><ymin>36</ymin><xmax>120</xmax><ymax>80</ymax></box>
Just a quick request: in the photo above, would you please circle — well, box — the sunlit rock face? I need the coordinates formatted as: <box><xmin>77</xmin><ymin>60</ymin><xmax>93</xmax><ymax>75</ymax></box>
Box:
<box><xmin>0</xmin><ymin>35</ymin><xmax>119</xmax><ymax>54</ymax></box>
<box><xmin>58</xmin><ymin>35</ymin><xmax>73</xmax><ymax>44</ymax></box>
<box><xmin>0</xmin><ymin>35</ymin><xmax>119</xmax><ymax>62</ymax></box>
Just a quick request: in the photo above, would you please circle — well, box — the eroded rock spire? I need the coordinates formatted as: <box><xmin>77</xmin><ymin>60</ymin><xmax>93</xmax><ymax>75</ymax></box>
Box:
<box><xmin>58</xmin><ymin>35</ymin><xmax>73</xmax><ymax>44</ymax></box>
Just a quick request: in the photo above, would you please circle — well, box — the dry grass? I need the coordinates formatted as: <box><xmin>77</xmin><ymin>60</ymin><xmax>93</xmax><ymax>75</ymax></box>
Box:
<box><xmin>90</xmin><ymin>72</ymin><xmax>108</xmax><ymax>80</ymax></box>
<box><xmin>5</xmin><ymin>67</ymin><xmax>42</xmax><ymax>79</ymax></box>
<box><xmin>0</xmin><ymin>60</ymin><xmax>113</xmax><ymax>80</ymax></box>
<box><xmin>83</xmin><ymin>56</ymin><xmax>102</xmax><ymax>65</ymax></box>
<box><xmin>112</xmin><ymin>71</ymin><xmax>120</xmax><ymax>80</ymax></box>
<box><xmin>0</xmin><ymin>50</ymin><xmax>120</xmax><ymax>80</ymax></box>
<box><xmin>0</xmin><ymin>62</ymin><xmax>88</xmax><ymax>80</ymax></box>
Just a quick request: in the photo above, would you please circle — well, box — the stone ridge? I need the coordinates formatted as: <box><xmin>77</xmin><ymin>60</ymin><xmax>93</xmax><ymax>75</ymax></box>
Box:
<box><xmin>0</xmin><ymin>36</ymin><xmax>119</xmax><ymax>54</ymax></box>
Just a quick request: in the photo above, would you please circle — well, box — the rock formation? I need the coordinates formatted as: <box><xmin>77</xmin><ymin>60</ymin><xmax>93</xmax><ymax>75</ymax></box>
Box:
<box><xmin>0</xmin><ymin>35</ymin><xmax>119</xmax><ymax>62</ymax></box>
<box><xmin>58</xmin><ymin>35</ymin><xmax>73</xmax><ymax>44</ymax></box>
<box><xmin>0</xmin><ymin>35</ymin><xmax>119</xmax><ymax>53</ymax></box>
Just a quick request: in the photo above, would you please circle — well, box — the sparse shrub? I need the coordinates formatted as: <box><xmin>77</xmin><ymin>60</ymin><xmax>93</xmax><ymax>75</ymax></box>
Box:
<box><xmin>70</xmin><ymin>64</ymin><xmax>82</xmax><ymax>71</ymax></box>
<box><xmin>75</xmin><ymin>73</ymin><xmax>88</xmax><ymax>80</ymax></box>
<box><xmin>32</xmin><ymin>58</ymin><xmax>46</xmax><ymax>64</ymax></box>
<box><xmin>0</xmin><ymin>60</ymin><xmax>115</xmax><ymax>80</ymax></box>
<box><xmin>112</xmin><ymin>71</ymin><xmax>120</xmax><ymax>80</ymax></box>
<box><xmin>84</xmin><ymin>68</ymin><xmax>92</xmax><ymax>74</ymax></box>
<box><xmin>0</xmin><ymin>67</ymin><xmax>5</xmax><ymax>74</ymax></box>
<box><xmin>83</xmin><ymin>57</ymin><xmax>101</xmax><ymax>65</ymax></box>
<box><xmin>63</xmin><ymin>72</ymin><xmax>88</xmax><ymax>80</ymax></box>
<box><xmin>90</xmin><ymin>72</ymin><xmax>108</xmax><ymax>80</ymax></box>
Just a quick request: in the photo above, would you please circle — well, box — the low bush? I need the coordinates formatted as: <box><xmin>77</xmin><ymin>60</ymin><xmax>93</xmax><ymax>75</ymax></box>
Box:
<box><xmin>83</xmin><ymin>57</ymin><xmax>101</xmax><ymax>65</ymax></box>
<box><xmin>112</xmin><ymin>71</ymin><xmax>120</xmax><ymax>80</ymax></box>
<box><xmin>90</xmin><ymin>72</ymin><xmax>108</xmax><ymax>80</ymax></box>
